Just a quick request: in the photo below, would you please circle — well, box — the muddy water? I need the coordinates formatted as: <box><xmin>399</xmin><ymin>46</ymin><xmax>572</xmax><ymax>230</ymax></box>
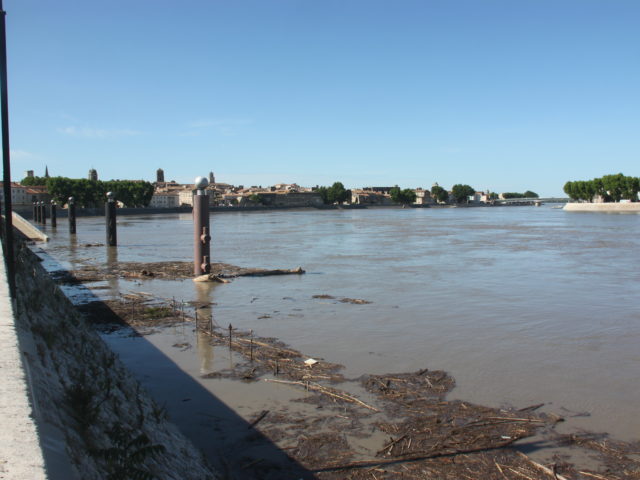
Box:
<box><xmin>39</xmin><ymin>206</ymin><xmax>640</xmax><ymax>449</ymax></box>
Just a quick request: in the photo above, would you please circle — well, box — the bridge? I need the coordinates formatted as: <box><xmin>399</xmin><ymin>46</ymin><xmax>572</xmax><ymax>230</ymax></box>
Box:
<box><xmin>496</xmin><ymin>197</ymin><xmax>569</xmax><ymax>205</ymax></box>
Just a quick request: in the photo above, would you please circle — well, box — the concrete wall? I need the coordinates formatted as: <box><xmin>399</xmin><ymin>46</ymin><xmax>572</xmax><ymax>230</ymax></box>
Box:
<box><xmin>0</xmin><ymin>244</ymin><xmax>47</xmax><ymax>479</ymax></box>
<box><xmin>563</xmin><ymin>202</ymin><xmax>640</xmax><ymax>213</ymax></box>
<box><xmin>3</xmin><ymin>240</ymin><xmax>218</xmax><ymax>479</ymax></box>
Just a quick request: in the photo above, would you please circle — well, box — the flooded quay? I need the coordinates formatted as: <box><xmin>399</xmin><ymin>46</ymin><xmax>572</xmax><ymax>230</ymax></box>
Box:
<box><xmin>36</xmin><ymin>206</ymin><xmax>640</xmax><ymax>478</ymax></box>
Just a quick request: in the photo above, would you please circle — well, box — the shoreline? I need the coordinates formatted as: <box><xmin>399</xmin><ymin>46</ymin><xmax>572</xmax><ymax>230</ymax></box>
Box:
<box><xmin>563</xmin><ymin>202</ymin><xmax>640</xmax><ymax>213</ymax></box>
<box><xmin>11</xmin><ymin>201</ymin><xmax>542</xmax><ymax>219</ymax></box>
<box><xmin>42</xmin><ymin>255</ymin><xmax>640</xmax><ymax>479</ymax></box>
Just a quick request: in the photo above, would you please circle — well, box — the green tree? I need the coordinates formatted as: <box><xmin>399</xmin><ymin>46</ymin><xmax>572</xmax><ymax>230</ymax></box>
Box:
<box><xmin>45</xmin><ymin>177</ymin><xmax>154</xmax><ymax>207</ymax></box>
<box><xmin>20</xmin><ymin>176</ymin><xmax>47</xmax><ymax>186</ymax></box>
<box><xmin>327</xmin><ymin>181</ymin><xmax>349</xmax><ymax>204</ymax></box>
<box><xmin>451</xmin><ymin>184</ymin><xmax>475</xmax><ymax>203</ymax></box>
<box><xmin>431</xmin><ymin>185</ymin><xmax>449</xmax><ymax>203</ymax></box>
<box><xmin>523</xmin><ymin>190</ymin><xmax>539</xmax><ymax>198</ymax></box>
<box><xmin>315</xmin><ymin>186</ymin><xmax>329</xmax><ymax>204</ymax></box>
<box><xmin>563</xmin><ymin>174</ymin><xmax>640</xmax><ymax>202</ymax></box>
<box><xmin>390</xmin><ymin>186</ymin><xmax>417</xmax><ymax>205</ymax></box>
<box><xmin>501</xmin><ymin>192</ymin><xmax>524</xmax><ymax>199</ymax></box>
<box><xmin>248</xmin><ymin>193</ymin><xmax>265</xmax><ymax>205</ymax></box>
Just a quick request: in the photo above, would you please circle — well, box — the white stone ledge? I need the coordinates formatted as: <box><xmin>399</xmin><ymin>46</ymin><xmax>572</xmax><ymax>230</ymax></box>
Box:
<box><xmin>563</xmin><ymin>202</ymin><xmax>640</xmax><ymax>213</ymax></box>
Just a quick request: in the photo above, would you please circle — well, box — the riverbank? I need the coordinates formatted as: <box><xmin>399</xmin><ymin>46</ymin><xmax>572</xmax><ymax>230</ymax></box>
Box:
<box><xmin>12</xmin><ymin>200</ymin><xmax>539</xmax><ymax>219</ymax></box>
<box><xmin>43</xmin><ymin>255</ymin><xmax>639</xmax><ymax>479</ymax></box>
<box><xmin>563</xmin><ymin>202</ymin><xmax>640</xmax><ymax>213</ymax></box>
<box><xmin>5</xmin><ymin>237</ymin><xmax>219</xmax><ymax>479</ymax></box>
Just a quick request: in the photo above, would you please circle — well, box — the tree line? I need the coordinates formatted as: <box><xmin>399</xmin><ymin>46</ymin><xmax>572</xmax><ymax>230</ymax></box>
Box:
<box><xmin>313</xmin><ymin>181</ymin><xmax>540</xmax><ymax>205</ymax></box>
<box><xmin>563</xmin><ymin>174</ymin><xmax>639</xmax><ymax>202</ymax></box>
<box><xmin>21</xmin><ymin>176</ymin><xmax>155</xmax><ymax>208</ymax></box>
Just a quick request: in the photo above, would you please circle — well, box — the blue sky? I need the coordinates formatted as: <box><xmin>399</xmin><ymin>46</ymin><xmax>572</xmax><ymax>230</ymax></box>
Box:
<box><xmin>5</xmin><ymin>0</ymin><xmax>639</xmax><ymax>196</ymax></box>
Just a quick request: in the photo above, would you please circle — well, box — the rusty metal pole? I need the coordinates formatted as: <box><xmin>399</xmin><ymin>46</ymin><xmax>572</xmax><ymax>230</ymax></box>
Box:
<box><xmin>193</xmin><ymin>176</ymin><xmax>211</xmax><ymax>276</ymax></box>
<box><xmin>105</xmin><ymin>191</ymin><xmax>117</xmax><ymax>246</ymax></box>
<box><xmin>50</xmin><ymin>200</ymin><xmax>56</xmax><ymax>227</ymax></box>
<box><xmin>68</xmin><ymin>196</ymin><xmax>76</xmax><ymax>234</ymax></box>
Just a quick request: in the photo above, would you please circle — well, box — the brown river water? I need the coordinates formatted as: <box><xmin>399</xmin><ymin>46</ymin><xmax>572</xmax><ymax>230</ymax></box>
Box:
<box><xmin>37</xmin><ymin>205</ymin><xmax>640</xmax><ymax>462</ymax></box>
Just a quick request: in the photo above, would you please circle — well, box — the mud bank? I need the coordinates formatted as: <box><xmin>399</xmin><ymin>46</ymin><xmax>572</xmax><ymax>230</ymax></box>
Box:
<box><xmin>11</xmin><ymin>241</ymin><xmax>219</xmax><ymax>479</ymax></box>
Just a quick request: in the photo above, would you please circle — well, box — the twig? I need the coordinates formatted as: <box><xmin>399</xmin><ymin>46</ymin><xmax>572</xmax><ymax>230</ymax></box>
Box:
<box><xmin>515</xmin><ymin>452</ymin><xmax>570</xmax><ymax>480</ymax></box>
<box><xmin>579</xmin><ymin>472</ymin><xmax>611</xmax><ymax>480</ymax></box>
<box><xmin>377</xmin><ymin>435</ymin><xmax>408</xmax><ymax>456</ymax></box>
<box><xmin>247</xmin><ymin>410</ymin><xmax>269</xmax><ymax>429</ymax></box>
<box><xmin>264</xmin><ymin>379</ymin><xmax>379</xmax><ymax>412</ymax></box>
<box><xmin>518</xmin><ymin>403</ymin><xmax>545</xmax><ymax>412</ymax></box>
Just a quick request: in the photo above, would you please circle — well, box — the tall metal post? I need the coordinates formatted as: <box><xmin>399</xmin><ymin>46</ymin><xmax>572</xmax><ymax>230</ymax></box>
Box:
<box><xmin>40</xmin><ymin>201</ymin><xmax>46</xmax><ymax>225</ymax></box>
<box><xmin>68</xmin><ymin>197</ymin><xmax>76</xmax><ymax>234</ymax></box>
<box><xmin>32</xmin><ymin>202</ymin><xmax>37</xmax><ymax>221</ymax></box>
<box><xmin>193</xmin><ymin>176</ymin><xmax>211</xmax><ymax>276</ymax></box>
<box><xmin>0</xmin><ymin>0</ymin><xmax>15</xmax><ymax>297</ymax></box>
<box><xmin>50</xmin><ymin>200</ymin><xmax>56</xmax><ymax>227</ymax></box>
<box><xmin>105</xmin><ymin>191</ymin><xmax>117</xmax><ymax>246</ymax></box>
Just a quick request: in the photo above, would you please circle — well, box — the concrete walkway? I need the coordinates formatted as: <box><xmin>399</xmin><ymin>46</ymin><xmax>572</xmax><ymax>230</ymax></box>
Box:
<box><xmin>0</xmin><ymin>243</ymin><xmax>47</xmax><ymax>479</ymax></box>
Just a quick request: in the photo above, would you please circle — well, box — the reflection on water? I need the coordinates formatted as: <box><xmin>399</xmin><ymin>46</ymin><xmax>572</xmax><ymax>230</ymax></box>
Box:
<box><xmin>39</xmin><ymin>207</ymin><xmax>640</xmax><ymax>445</ymax></box>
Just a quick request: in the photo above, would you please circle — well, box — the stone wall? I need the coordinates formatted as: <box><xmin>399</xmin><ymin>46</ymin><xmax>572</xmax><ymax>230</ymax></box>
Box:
<box><xmin>258</xmin><ymin>192</ymin><xmax>323</xmax><ymax>207</ymax></box>
<box><xmin>11</xmin><ymin>242</ymin><xmax>218</xmax><ymax>479</ymax></box>
<box><xmin>563</xmin><ymin>202</ymin><xmax>640</xmax><ymax>213</ymax></box>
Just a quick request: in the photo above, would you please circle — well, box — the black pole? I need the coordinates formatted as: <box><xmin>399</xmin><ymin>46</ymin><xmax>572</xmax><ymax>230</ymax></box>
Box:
<box><xmin>68</xmin><ymin>197</ymin><xmax>76</xmax><ymax>234</ymax></box>
<box><xmin>50</xmin><ymin>201</ymin><xmax>56</xmax><ymax>227</ymax></box>
<box><xmin>40</xmin><ymin>201</ymin><xmax>46</xmax><ymax>225</ymax></box>
<box><xmin>0</xmin><ymin>0</ymin><xmax>15</xmax><ymax>297</ymax></box>
<box><xmin>105</xmin><ymin>192</ymin><xmax>117</xmax><ymax>246</ymax></box>
<box><xmin>32</xmin><ymin>202</ymin><xmax>37</xmax><ymax>221</ymax></box>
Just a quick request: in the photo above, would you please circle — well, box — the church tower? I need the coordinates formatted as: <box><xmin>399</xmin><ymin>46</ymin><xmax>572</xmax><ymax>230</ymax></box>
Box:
<box><xmin>156</xmin><ymin>168</ymin><xmax>165</xmax><ymax>183</ymax></box>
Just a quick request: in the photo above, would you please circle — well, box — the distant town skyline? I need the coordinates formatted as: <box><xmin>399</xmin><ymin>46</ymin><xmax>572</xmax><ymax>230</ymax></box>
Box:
<box><xmin>6</xmin><ymin>1</ymin><xmax>640</xmax><ymax>197</ymax></box>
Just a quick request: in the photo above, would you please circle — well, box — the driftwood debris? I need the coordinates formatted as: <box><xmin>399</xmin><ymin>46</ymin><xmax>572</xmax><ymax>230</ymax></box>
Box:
<box><xmin>69</xmin><ymin>261</ymin><xmax>305</xmax><ymax>283</ymax></box>
<box><xmin>76</xmin><ymin>291</ymin><xmax>639</xmax><ymax>480</ymax></box>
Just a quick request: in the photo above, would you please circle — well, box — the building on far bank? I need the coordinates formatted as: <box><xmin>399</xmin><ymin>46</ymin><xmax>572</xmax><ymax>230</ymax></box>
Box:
<box><xmin>0</xmin><ymin>182</ymin><xmax>28</xmax><ymax>205</ymax></box>
<box><xmin>0</xmin><ymin>182</ymin><xmax>51</xmax><ymax>205</ymax></box>
<box><xmin>414</xmin><ymin>188</ymin><xmax>434</xmax><ymax>205</ymax></box>
<box><xmin>351</xmin><ymin>189</ymin><xmax>392</xmax><ymax>205</ymax></box>
<box><xmin>88</xmin><ymin>168</ymin><xmax>98</xmax><ymax>181</ymax></box>
<box><xmin>149</xmin><ymin>191</ymin><xmax>179</xmax><ymax>208</ymax></box>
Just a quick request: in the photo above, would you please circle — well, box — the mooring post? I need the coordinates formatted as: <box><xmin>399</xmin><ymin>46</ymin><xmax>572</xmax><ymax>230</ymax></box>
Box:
<box><xmin>68</xmin><ymin>196</ymin><xmax>76</xmax><ymax>234</ymax></box>
<box><xmin>105</xmin><ymin>191</ymin><xmax>117</xmax><ymax>246</ymax></box>
<box><xmin>50</xmin><ymin>200</ymin><xmax>56</xmax><ymax>227</ymax></box>
<box><xmin>193</xmin><ymin>176</ymin><xmax>211</xmax><ymax>276</ymax></box>
<box><xmin>40</xmin><ymin>201</ymin><xmax>46</xmax><ymax>225</ymax></box>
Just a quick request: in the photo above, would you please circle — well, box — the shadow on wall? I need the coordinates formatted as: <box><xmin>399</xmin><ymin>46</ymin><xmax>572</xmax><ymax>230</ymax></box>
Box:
<box><xmin>18</xmin><ymin>245</ymin><xmax>315</xmax><ymax>480</ymax></box>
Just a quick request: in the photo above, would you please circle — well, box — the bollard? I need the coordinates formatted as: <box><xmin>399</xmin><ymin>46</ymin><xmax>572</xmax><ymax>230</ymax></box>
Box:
<box><xmin>193</xmin><ymin>176</ymin><xmax>211</xmax><ymax>276</ymax></box>
<box><xmin>40</xmin><ymin>201</ymin><xmax>46</xmax><ymax>225</ymax></box>
<box><xmin>68</xmin><ymin>196</ymin><xmax>76</xmax><ymax>234</ymax></box>
<box><xmin>50</xmin><ymin>201</ymin><xmax>57</xmax><ymax>227</ymax></box>
<box><xmin>105</xmin><ymin>191</ymin><xmax>117</xmax><ymax>246</ymax></box>
<box><xmin>32</xmin><ymin>202</ymin><xmax>37</xmax><ymax>222</ymax></box>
